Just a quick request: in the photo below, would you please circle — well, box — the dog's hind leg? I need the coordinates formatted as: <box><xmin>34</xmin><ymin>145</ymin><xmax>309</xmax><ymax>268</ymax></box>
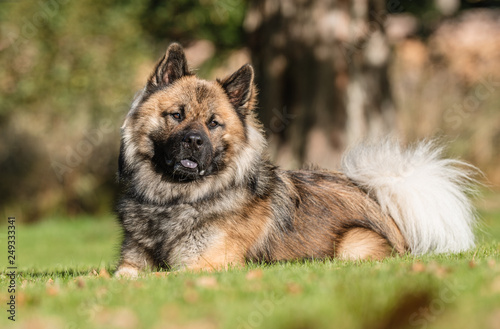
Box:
<box><xmin>336</xmin><ymin>228</ymin><xmax>393</xmax><ymax>261</ymax></box>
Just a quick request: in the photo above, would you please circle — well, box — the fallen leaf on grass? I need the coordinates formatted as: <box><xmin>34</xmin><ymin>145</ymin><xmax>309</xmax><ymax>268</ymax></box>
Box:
<box><xmin>286</xmin><ymin>282</ymin><xmax>303</xmax><ymax>295</ymax></box>
<box><xmin>46</xmin><ymin>286</ymin><xmax>59</xmax><ymax>296</ymax></box>
<box><xmin>94</xmin><ymin>307</ymin><xmax>139</xmax><ymax>329</ymax></box>
<box><xmin>427</xmin><ymin>262</ymin><xmax>449</xmax><ymax>278</ymax></box>
<box><xmin>154</xmin><ymin>272</ymin><xmax>170</xmax><ymax>278</ymax></box>
<box><xmin>469</xmin><ymin>260</ymin><xmax>477</xmax><ymax>268</ymax></box>
<box><xmin>45</xmin><ymin>278</ymin><xmax>59</xmax><ymax>295</ymax></box>
<box><xmin>75</xmin><ymin>276</ymin><xmax>86</xmax><ymax>288</ymax></box>
<box><xmin>411</xmin><ymin>262</ymin><xmax>426</xmax><ymax>273</ymax></box>
<box><xmin>99</xmin><ymin>268</ymin><xmax>111</xmax><ymax>279</ymax></box>
<box><xmin>246</xmin><ymin>269</ymin><xmax>263</xmax><ymax>281</ymax></box>
<box><xmin>183</xmin><ymin>289</ymin><xmax>199</xmax><ymax>304</ymax></box>
<box><xmin>195</xmin><ymin>276</ymin><xmax>218</xmax><ymax>289</ymax></box>
<box><xmin>433</xmin><ymin>267</ymin><xmax>448</xmax><ymax>278</ymax></box>
<box><xmin>488</xmin><ymin>259</ymin><xmax>496</xmax><ymax>269</ymax></box>
<box><xmin>17</xmin><ymin>292</ymin><xmax>26</xmax><ymax>306</ymax></box>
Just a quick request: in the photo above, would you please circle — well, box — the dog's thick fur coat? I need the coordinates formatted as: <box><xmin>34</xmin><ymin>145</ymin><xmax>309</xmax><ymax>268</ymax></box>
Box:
<box><xmin>115</xmin><ymin>44</ymin><xmax>477</xmax><ymax>277</ymax></box>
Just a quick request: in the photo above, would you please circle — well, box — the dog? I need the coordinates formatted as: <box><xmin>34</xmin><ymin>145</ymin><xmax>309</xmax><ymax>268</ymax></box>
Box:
<box><xmin>114</xmin><ymin>43</ymin><xmax>477</xmax><ymax>278</ymax></box>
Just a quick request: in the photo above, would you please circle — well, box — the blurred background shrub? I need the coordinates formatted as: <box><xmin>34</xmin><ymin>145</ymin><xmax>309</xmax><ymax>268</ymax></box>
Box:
<box><xmin>0</xmin><ymin>0</ymin><xmax>499</xmax><ymax>222</ymax></box>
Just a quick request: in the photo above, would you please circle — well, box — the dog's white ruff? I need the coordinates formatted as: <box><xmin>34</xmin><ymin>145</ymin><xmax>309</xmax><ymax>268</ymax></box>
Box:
<box><xmin>341</xmin><ymin>140</ymin><xmax>477</xmax><ymax>255</ymax></box>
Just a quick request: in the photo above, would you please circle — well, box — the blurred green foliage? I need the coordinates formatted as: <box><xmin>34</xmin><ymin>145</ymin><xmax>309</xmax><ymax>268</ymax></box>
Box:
<box><xmin>141</xmin><ymin>0</ymin><xmax>246</xmax><ymax>48</ymax></box>
<box><xmin>0</xmin><ymin>0</ymin><xmax>246</xmax><ymax>221</ymax></box>
<box><xmin>2</xmin><ymin>1</ymin><xmax>142</xmax><ymax>119</ymax></box>
<box><xmin>0</xmin><ymin>0</ymin><xmax>246</xmax><ymax>119</ymax></box>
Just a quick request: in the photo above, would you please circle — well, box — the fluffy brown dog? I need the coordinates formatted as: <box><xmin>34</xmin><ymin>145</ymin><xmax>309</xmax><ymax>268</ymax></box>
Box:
<box><xmin>115</xmin><ymin>43</ymin><xmax>476</xmax><ymax>277</ymax></box>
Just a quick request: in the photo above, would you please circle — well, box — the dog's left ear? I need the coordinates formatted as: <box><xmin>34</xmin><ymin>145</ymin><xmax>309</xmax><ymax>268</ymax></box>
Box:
<box><xmin>147</xmin><ymin>43</ymin><xmax>190</xmax><ymax>90</ymax></box>
<box><xmin>219</xmin><ymin>64</ymin><xmax>255</xmax><ymax>114</ymax></box>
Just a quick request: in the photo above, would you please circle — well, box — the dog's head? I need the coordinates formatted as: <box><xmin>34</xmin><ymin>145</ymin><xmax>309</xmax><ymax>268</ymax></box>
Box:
<box><xmin>120</xmin><ymin>43</ymin><xmax>265</xmax><ymax>202</ymax></box>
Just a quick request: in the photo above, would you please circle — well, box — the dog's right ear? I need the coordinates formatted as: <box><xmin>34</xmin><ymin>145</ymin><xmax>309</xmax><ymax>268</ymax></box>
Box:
<box><xmin>147</xmin><ymin>43</ymin><xmax>190</xmax><ymax>91</ymax></box>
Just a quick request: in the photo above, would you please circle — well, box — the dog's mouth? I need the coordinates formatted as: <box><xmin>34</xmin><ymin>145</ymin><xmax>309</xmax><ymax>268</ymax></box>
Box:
<box><xmin>151</xmin><ymin>137</ymin><xmax>222</xmax><ymax>182</ymax></box>
<box><xmin>164</xmin><ymin>156</ymin><xmax>201</xmax><ymax>172</ymax></box>
<box><xmin>180</xmin><ymin>159</ymin><xmax>198</xmax><ymax>169</ymax></box>
<box><xmin>172</xmin><ymin>158</ymin><xmax>207</xmax><ymax>178</ymax></box>
<box><xmin>178</xmin><ymin>158</ymin><xmax>207</xmax><ymax>175</ymax></box>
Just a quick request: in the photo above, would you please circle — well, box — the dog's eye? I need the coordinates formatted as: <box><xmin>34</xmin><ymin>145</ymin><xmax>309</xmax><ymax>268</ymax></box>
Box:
<box><xmin>171</xmin><ymin>112</ymin><xmax>182</xmax><ymax>121</ymax></box>
<box><xmin>208</xmin><ymin>120</ymin><xmax>219</xmax><ymax>128</ymax></box>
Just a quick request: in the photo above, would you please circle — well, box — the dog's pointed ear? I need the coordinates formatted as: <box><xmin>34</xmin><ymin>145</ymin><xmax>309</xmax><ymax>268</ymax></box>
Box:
<box><xmin>219</xmin><ymin>64</ymin><xmax>256</xmax><ymax>113</ymax></box>
<box><xmin>147</xmin><ymin>43</ymin><xmax>190</xmax><ymax>90</ymax></box>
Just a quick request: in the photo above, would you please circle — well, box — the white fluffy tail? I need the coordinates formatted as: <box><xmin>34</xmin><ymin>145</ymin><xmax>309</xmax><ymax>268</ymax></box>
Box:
<box><xmin>341</xmin><ymin>140</ymin><xmax>478</xmax><ymax>255</ymax></box>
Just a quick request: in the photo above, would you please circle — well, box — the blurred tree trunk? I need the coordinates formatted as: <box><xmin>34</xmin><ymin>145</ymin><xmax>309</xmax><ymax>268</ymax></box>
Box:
<box><xmin>245</xmin><ymin>0</ymin><xmax>396</xmax><ymax>169</ymax></box>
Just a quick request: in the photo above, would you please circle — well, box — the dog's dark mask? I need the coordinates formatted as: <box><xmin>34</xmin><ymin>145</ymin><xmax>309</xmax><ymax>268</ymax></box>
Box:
<box><xmin>151</xmin><ymin>128</ymin><xmax>222</xmax><ymax>182</ymax></box>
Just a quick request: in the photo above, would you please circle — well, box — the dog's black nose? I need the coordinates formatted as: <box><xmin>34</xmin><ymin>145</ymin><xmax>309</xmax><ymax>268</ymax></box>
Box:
<box><xmin>183</xmin><ymin>132</ymin><xmax>204</xmax><ymax>150</ymax></box>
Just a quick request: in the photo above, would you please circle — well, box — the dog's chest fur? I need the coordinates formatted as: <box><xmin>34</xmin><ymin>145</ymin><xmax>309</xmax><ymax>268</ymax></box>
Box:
<box><xmin>118</xmin><ymin>197</ymin><xmax>222</xmax><ymax>268</ymax></box>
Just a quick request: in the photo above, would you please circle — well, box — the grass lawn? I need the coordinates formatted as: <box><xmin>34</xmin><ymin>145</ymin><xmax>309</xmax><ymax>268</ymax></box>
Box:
<box><xmin>1</xmin><ymin>193</ymin><xmax>500</xmax><ymax>329</ymax></box>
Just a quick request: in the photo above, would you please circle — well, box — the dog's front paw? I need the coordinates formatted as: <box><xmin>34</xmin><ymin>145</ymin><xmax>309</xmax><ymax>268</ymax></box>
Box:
<box><xmin>114</xmin><ymin>265</ymin><xmax>139</xmax><ymax>279</ymax></box>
